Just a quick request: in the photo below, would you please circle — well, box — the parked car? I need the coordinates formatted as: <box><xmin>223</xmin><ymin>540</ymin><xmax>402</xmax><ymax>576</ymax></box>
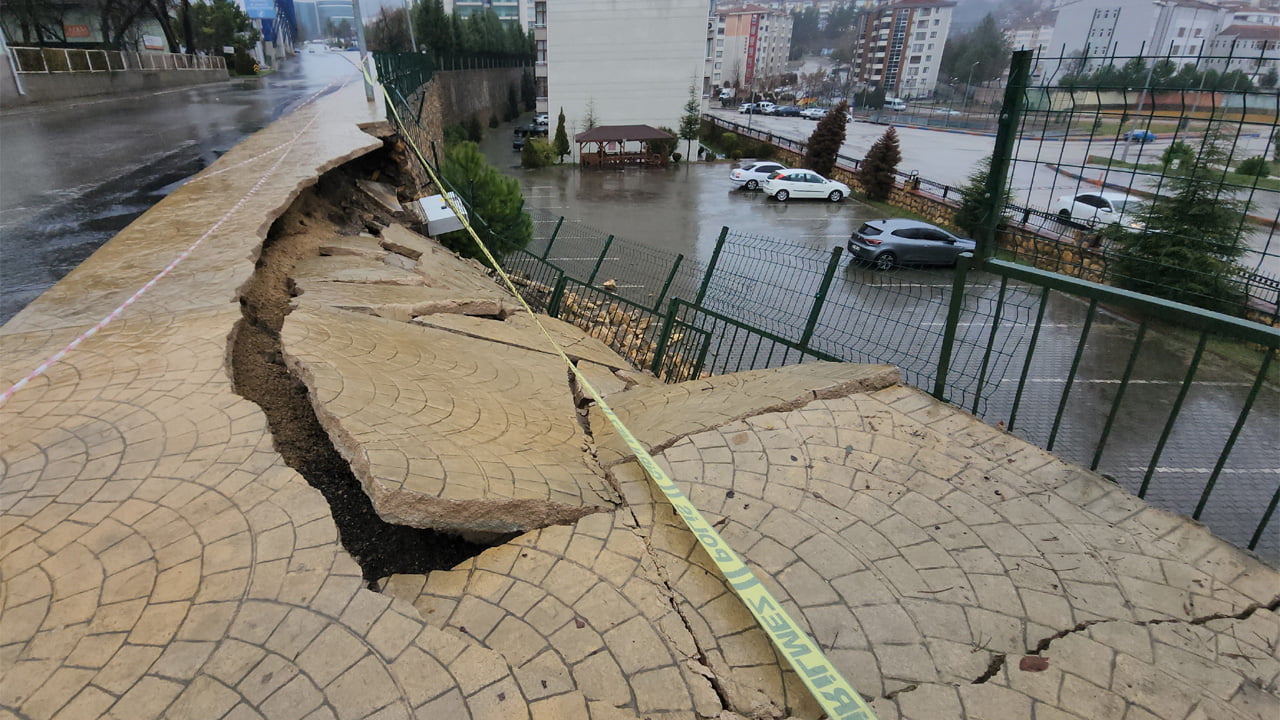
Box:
<box><xmin>512</xmin><ymin>124</ymin><xmax>547</xmax><ymax>150</ymax></box>
<box><xmin>729</xmin><ymin>161</ymin><xmax>788</xmax><ymax>191</ymax></box>
<box><xmin>800</xmin><ymin>107</ymin><xmax>829</xmax><ymax>120</ymax></box>
<box><xmin>884</xmin><ymin>97</ymin><xmax>907</xmax><ymax>111</ymax></box>
<box><xmin>771</xmin><ymin>105</ymin><xmax>802</xmax><ymax>117</ymax></box>
<box><xmin>1122</xmin><ymin>129</ymin><xmax>1157</xmax><ymax>143</ymax></box>
<box><xmin>755</xmin><ymin>101</ymin><xmax>777</xmax><ymax>114</ymax></box>
<box><xmin>534</xmin><ymin>113</ymin><xmax>549</xmax><ymax>126</ymax></box>
<box><xmin>1052</xmin><ymin>191</ymin><xmax>1142</xmax><ymax>228</ymax></box>
<box><xmin>738</xmin><ymin>102</ymin><xmax>759</xmax><ymax>114</ymax></box>
<box><xmin>761</xmin><ymin>169</ymin><xmax>850</xmax><ymax>202</ymax></box>
<box><xmin>847</xmin><ymin>219</ymin><xmax>976</xmax><ymax>270</ymax></box>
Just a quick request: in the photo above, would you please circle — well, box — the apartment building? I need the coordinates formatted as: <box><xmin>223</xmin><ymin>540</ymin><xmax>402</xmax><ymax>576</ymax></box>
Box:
<box><xmin>849</xmin><ymin>0</ymin><xmax>955</xmax><ymax>99</ymax></box>
<box><xmin>535</xmin><ymin>0</ymin><xmax>708</xmax><ymax>141</ymax></box>
<box><xmin>445</xmin><ymin>0</ymin><xmax>531</xmax><ymax>27</ymax></box>
<box><xmin>709</xmin><ymin>5</ymin><xmax>796</xmax><ymax>91</ymax></box>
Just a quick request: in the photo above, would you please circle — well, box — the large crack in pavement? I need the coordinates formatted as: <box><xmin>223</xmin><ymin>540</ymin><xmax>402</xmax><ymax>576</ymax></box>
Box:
<box><xmin>230</xmin><ymin>152</ymin><xmax>494</xmax><ymax>586</ymax></box>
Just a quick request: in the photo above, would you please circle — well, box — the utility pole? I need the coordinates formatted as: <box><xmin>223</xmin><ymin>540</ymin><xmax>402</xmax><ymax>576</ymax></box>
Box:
<box><xmin>351</xmin><ymin>0</ymin><xmax>373</xmax><ymax>100</ymax></box>
<box><xmin>1121</xmin><ymin>48</ymin><xmax>1158</xmax><ymax>164</ymax></box>
<box><xmin>402</xmin><ymin>0</ymin><xmax>416</xmax><ymax>51</ymax></box>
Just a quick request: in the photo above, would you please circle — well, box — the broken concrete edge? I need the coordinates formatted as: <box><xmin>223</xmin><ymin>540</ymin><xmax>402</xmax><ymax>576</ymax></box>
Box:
<box><xmin>596</xmin><ymin>363</ymin><xmax>903</xmax><ymax>468</ymax></box>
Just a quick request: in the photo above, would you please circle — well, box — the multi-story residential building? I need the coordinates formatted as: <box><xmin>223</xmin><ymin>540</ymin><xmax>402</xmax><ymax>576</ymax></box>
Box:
<box><xmin>444</xmin><ymin>0</ymin><xmax>530</xmax><ymax>27</ymax></box>
<box><xmin>1204</xmin><ymin>22</ymin><xmax>1279</xmax><ymax>81</ymax></box>
<box><xmin>849</xmin><ymin>0</ymin><xmax>955</xmax><ymax>99</ymax></box>
<box><xmin>710</xmin><ymin>5</ymin><xmax>795</xmax><ymax>91</ymax></box>
<box><xmin>536</xmin><ymin>0</ymin><xmax>707</xmax><ymax>144</ymax></box>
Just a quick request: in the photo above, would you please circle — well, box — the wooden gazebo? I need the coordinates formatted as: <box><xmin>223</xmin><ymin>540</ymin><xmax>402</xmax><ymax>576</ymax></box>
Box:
<box><xmin>575</xmin><ymin>125</ymin><xmax>675</xmax><ymax>168</ymax></box>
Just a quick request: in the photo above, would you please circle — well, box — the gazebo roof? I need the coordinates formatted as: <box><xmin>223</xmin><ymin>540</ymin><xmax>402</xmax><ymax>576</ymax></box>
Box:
<box><xmin>574</xmin><ymin>125</ymin><xmax>674</xmax><ymax>143</ymax></box>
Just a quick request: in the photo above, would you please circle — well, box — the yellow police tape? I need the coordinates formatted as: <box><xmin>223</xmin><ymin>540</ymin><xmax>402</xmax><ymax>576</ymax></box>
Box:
<box><xmin>369</xmin><ymin>68</ymin><xmax>877</xmax><ymax>720</ymax></box>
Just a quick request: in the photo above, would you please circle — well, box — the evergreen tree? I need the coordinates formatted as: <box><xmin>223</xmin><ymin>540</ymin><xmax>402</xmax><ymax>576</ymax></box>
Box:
<box><xmin>520</xmin><ymin>138</ymin><xmax>553</xmax><ymax>168</ymax></box>
<box><xmin>552</xmin><ymin>108</ymin><xmax>570</xmax><ymax>162</ymax></box>
<box><xmin>439</xmin><ymin>142</ymin><xmax>532</xmax><ymax>260</ymax></box>
<box><xmin>939</xmin><ymin>14</ymin><xmax>1011</xmax><ymax>86</ymax></box>
<box><xmin>952</xmin><ymin>157</ymin><xmax>1009</xmax><ymax>237</ymax></box>
<box><xmin>802</xmin><ymin>100</ymin><xmax>848</xmax><ymax>176</ymax></box>
<box><xmin>856</xmin><ymin>127</ymin><xmax>901</xmax><ymax>201</ymax></box>
<box><xmin>582</xmin><ymin>99</ymin><xmax>599</xmax><ymax>130</ymax></box>
<box><xmin>678</xmin><ymin>85</ymin><xmax>702</xmax><ymax>161</ymax></box>
<box><xmin>1111</xmin><ymin>127</ymin><xmax>1249</xmax><ymax>315</ymax></box>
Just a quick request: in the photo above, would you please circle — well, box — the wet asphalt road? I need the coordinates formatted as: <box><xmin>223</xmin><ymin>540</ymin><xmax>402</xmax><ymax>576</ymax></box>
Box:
<box><xmin>0</xmin><ymin>52</ymin><xmax>360</xmax><ymax>324</ymax></box>
<box><xmin>483</xmin><ymin>118</ymin><xmax>1278</xmax><ymax>560</ymax></box>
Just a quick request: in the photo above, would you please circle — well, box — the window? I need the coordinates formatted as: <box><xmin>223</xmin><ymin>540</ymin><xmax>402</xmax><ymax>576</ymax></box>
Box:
<box><xmin>535</xmin><ymin>1</ymin><xmax>545</xmax><ymax>27</ymax></box>
<box><xmin>717</xmin><ymin>39</ymin><xmax>724</xmax><ymax>47</ymax></box>
<box><xmin>1172</xmin><ymin>45</ymin><xmax>1181</xmax><ymax>54</ymax></box>
<box><xmin>916</xmin><ymin>31</ymin><xmax>926</xmax><ymax>40</ymax></box>
<box><xmin>1194</xmin><ymin>28</ymin><xmax>1202</xmax><ymax>37</ymax></box>
<box><xmin>536</xmin><ymin>40</ymin><xmax>546</xmax><ymax>63</ymax></box>
<box><xmin>917</xmin><ymin>20</ymin><xmax>928</xmax><ymax>28</ymax></box>
<box><xmin>921</xmin><ymin>8</ymin><xmax>931</xmax><ymax>16</ymax></box>
<box><xmin>715</xmin><ymin>62</ymin><xmax>721</xmax><ymax>69</ymax></box>
<box><xmin>933</xmin><ymin>19</ymin><xmax>940</xmax><ymax>26</ymax></box>
<box><xmin>535</xmin><ymin>76</ymin><xmax>547</xmax><ymax>98</ymax></box>
<box><xmin>925</xmin><ymin>55</ymin><xmax>932</xmax><ymax>62</ymax></box>
<box><xmin>930</xmin><ymin>31</ymin><xmax>937</xmax><ymax>38</ymax></box>
<box><xmin>1177</xmin><ymin>27</ymin><xmax>1186</xmax><ymax>37</ymax></box>
<box><xmin>913</xmin><ymin>44</ymin><xmax>923</xmax><ymax>51</ymax></box>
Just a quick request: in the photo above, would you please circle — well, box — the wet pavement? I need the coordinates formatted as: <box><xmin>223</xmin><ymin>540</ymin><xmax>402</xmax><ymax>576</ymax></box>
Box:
<box><xmin>0</xmin><ymin>52</ymin><xmax>360</xmax><ymax>324</ymax></box>
<box><xmin>482</xmin><ymin>118</ymin><xmax>1279</xmax><ymax>561</ymax></box>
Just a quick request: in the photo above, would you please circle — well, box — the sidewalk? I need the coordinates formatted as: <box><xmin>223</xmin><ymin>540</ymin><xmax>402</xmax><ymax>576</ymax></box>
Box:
<box><xmin>2</xmin><ymin>80</ymin><xmax>1277</xmax><ymax>720</ymax></box>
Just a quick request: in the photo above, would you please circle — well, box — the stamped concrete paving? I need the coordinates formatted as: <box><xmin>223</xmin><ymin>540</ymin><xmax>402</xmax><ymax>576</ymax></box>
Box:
<box><xmin>2</xmin><ymin>77</ymin><xmax>1278</xmax><ymax>720</ymax></box>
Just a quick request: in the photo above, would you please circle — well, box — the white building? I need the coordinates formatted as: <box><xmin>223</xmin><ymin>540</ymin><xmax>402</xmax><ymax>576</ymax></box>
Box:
<box><xmin>710</xmin><ymin>5</ymin><xmax>796</xmax><ymax>92</ymax></box>
<box><xmin>444</xmin><ymin>0</ymin><xmax>531</xmax><ymax>27</ymax></box>
<box><xmin>850</xmin><ymin>0</ymin><xmax>955</xmax><ymax>99</ymax></box>
<box><xmin>537</xmin><ymin>0</ymin><xmax>708</xmax><ymax>145</ymax></box>
<box><xmin>1204</xmin><ymin>23</ymin><xmax>1279</xmax><ymax>82</ymax></box>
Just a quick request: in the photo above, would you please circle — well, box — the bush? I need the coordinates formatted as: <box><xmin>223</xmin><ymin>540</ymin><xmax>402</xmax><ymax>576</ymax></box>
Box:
<box><xmin>1237</xmin><ymin>156</ymin><xmax>1272</xmax><ymax>178</ymax></box>
<box><xmin>720</xmin><ymin>132</ymin><xmax>739</xmax><ymax>155</ymax></box>
<box><xmin>232</xmin><ymin>50</ymin><xmax>257</xmax><ymax>75</ymax></box>
<box><xmin>520</xmin><ymin>138</ymin><xmax>554</xmax><ymax>168</ymax></box>
<box><xmin>464</xmin><ymin>116</ymin><xmax>483</xmax><ymax>142</ymax></box>
<box><xmin>443</xmin><ymin>124</ymin><xmax>468</xmax><ymax>146</ymax></box>
<box><xmin>672</xmin><ymin>152</ymin><xmax>682</xmax><ymax>163</ymax></box>
<box><xmin>1161</xmin><ymin>141</ymin><xmax>1195</xmax><ymax>171</ymax></box>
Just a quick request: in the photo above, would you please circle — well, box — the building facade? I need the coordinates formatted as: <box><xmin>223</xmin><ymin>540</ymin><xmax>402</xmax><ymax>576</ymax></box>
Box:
<box><xmin>709</xmin><ymin>5</ymin><xmax>795</xmax><ymax>91</ymax></box>
<box><xmin>849</xmin><ymin>0</ymin><xmax>955</xmax><ymax>99</ymax></box>
<box><xmin>444</xmin><ymin>0</ymin><xmax>531</xmax><ymax>27</ymax></box>
<box><xmin>537</xmin><ymin>0</ymin><xmax>708</xmax><ymax>149</ymax></box>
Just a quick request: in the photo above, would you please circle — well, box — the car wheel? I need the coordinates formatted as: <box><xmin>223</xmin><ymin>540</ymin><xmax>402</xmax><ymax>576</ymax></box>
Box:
<box><xmin>1057</xmin><ymin>209</ymin><xmax>1071</xmax><ymax>220</ymax></box>
<box><xmin>774</xmin><ymin>189</ymin><xmax>789</xmax><ymax>202</ymax></box>
<box><xmin>873</xmin><ymin>252</ymin><xmax>897</xmax><ymax>271</ymax></box>
<box><xmin>828</xmin><ymin>190</ymin><xmax>843</xmax><ymax>202</ymax></box>
<box><xmin>745</xmin><ymin>179</ymin><xmax>759</xmax><ymax>191</ymax></box>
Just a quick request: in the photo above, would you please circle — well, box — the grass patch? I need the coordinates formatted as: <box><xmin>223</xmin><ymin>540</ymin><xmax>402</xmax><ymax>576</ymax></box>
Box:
<box><xmin>1082</xmin><ymin>154</ymin><xmax>1279</xmax><ymax>192</ymax></box>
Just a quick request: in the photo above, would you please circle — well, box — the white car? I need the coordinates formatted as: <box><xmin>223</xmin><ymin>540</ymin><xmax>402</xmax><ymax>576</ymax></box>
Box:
<box><xmin>729</xmin><ymin>161</ymin><xmax>788</xmax><ymax>191</ymax></box>
<box><xmin>800</xmin><ymin>107</ymin><xmax>829</xmax><ymax>120</ymax></box>
<box><xmin>534</xmin><ymin>113</ymin><xmax>549</xmax><ymax>126</ymax></box>
<box><xmin>761</xmin><ymin>169</ymin><xmax>850</xmax><ymax>202</ymax></box>
<box><xmin>1053</xmin><ymin>191</ymin><xmax>1142</xmax><ymax>228</ymax></box>
<box><xmin>755</xmin><ymin>101</ymin><xmax>777</xmax><ymax>114</ymax></box>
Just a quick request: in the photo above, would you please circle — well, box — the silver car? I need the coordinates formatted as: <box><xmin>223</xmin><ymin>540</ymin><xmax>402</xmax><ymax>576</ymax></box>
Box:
<box><xmin>847</xmin><ymin>219</ymin><xmax>976</xmax><ymax>270</ymax></box>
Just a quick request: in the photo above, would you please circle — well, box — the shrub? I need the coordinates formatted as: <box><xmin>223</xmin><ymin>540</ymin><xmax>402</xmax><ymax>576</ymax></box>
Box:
<box><xmin>443</xmin><ymin>124</ymin><xmax>468</xmax><ymax>146</ymax></box>
<box><xmin>803</xmin><ymin>100</ymin><xmax>848</xmax><ymax>177</ymax></box>
<box><xmin>720</xmin><ymin>132</ymin><xmax>739</xmax><ymax>155</ymax></box>
<box><xmin>1237</xmin><ymin>156</ymin><xmax>1272</xmax><ymax>178</ymax></box>
<box><xmin>1161</xmin><ymin>141</ymin><xmax>1195</xmax><ymax>171</ymax></box>
<box><xmin>952</xmin><ymin>156</ymin><xmax>1010</xmax><ymax>238</ymax></box>
<box><xmin>672</xmin><ymin>152</ymin><xmax>682</xmax><ymax>163</ymax></box>
<box><xmin>464</xmin><ymin>116</ymin><xmax>483</xmax><ymax>142</ymax></box>
<box><xmin>520</xmin><ymin>137</ymin><xmax>554</xmax><ymax>168</ymax></box>
<box><xmin>233</xmin><ymin>50</ymin><xmax>257</xmax><ymax>75</ymax></box>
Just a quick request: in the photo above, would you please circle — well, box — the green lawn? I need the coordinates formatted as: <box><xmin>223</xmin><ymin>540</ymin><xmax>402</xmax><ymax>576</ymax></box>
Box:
<box><xmin>1082</xmin><ymin>154</ymin><xmax>1279</xmax><ymax>192</ymax></box>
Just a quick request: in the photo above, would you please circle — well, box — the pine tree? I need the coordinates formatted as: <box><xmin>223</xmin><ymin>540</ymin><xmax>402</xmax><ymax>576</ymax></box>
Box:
<box><xmin>1111</xmin><ymin>126</ymin><xmax>1249</xmax><ymax>315</ymax></box>
<box><xmin>552</xmin><ymin>107</ymin><xmax>570</xmax><ymax>163</ymax></box>
<box><xmin>857</xmin><ymin>127</ymin><xmax>901</xmax><ymax>201</ymax></box>
<box><xmin>678</xmin><ymin>85</ymin><xmax>702</xmax><ymax>161</ymax></box>
<box><xmin>952</xmin><ymin>156</ymin><xmax>1009</xmax><ymax>237</ymax></box>
<box><xmin>802</xmin><ymin>100</ymin><xmax>847</xmax><ymax>176</ymax></box>
<box><xmin>439</xmin><ymin>142</ymin><xmax>532</xmax><ymax>261</ymax></box>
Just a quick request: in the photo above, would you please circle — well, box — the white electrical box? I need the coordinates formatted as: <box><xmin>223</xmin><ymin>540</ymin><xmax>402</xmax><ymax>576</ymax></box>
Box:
<box><xmin>418</xmin><ymin>192</ymin><xmax>467</xmax><ymax>236</ymax></box>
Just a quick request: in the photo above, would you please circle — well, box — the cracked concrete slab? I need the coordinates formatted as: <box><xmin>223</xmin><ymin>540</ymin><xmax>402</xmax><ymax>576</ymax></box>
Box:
<box><xmin>292</xmin><ymin>278</ymin><xmax>515</xmax><ymax>320</ymax></box>
<box><xmin>357</xmin><ymin>178</ymin><xmax>403</xmax><ymax>215</ymax></box>
<box><xmin>318</xmin><ymin>234</ymin><xmax>391</xmax><ymax>260</ymax></box>
<box><xmin>292</xmin><ymin>254</ymin><xmax>428</xmax><ymax>285</ymax></box>
<box><xmin>413</xmin><ymin>310</ymin><xmax>633</xmax><ymax>371</ymax></box>
<box><xmin>380</xmin><ymin>224</ymin><xmax>509</xmax><ymax>300</ymax></box>
<box><xmin>590</xmin><ymin>362</ymin><xmax>901</xmax><ymax>467</ymax></box>
<box><xmin>281</xmin><ymin>304</ymin><xmax>620</xmax><ymax>535</ymax></box>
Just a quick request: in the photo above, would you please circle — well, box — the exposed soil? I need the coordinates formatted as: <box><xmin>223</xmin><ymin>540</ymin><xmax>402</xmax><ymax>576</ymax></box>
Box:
<box><xmin>230</xmin><ymin>143</ymin><xmax>492</xmax><ymax>585</ymax></box>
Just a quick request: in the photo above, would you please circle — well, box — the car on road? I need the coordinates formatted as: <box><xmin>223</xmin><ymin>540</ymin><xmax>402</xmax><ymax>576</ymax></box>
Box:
<box><xmin>1052</xmin><ymin>191</ymin><xmax>1142</xmax><ymax>228</ymax></box>
<box><xmin>770</xmin><ymin>105</ymin><xmax>802</xmax><ymax>117</ymax></box>
<box><xmin>1121</xmin><ymin>129</ymin><xmax>1157</xmax><ymax>143</ymax></box>
<box><xmin>738</xmin><ymin>102</ymin><xmax>759</xmax><ymax>114</ymax></box>
<box><xmin>847</xmin><ymin>219</ymin><xmax>976</xmax><ymax>270</ymax></box>
<box><xmin>729</xmin><ymin>161</ymin><xmax>788</xmax><ymax>191</ymax></box>
<box><xmin>800</xmin><ymin>107</ymin><xmax>829</xmax><ymax>120</ymax></box>
<box><xmin>755</xmin><ymin>101</ymin><xmax>777</xmax><ymax>114</ymax></box>
<box><xmin>761</xmin><ymin>169</ymin><xmax>850</xmax><ymax>202</ymax></box>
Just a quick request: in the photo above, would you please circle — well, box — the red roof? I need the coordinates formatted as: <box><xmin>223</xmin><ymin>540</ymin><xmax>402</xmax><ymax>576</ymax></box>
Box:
<box><xmin>1219</xmin><ymin>24</ymin><xmax>1280</xmax><ymax>40</ymax></box>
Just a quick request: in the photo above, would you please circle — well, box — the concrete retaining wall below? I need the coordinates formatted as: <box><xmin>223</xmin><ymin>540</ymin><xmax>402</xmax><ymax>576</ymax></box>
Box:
<box><xmin>0</xmin><ymin>66</ymin><xmax>229</xmax><ymax>106</ymax></box>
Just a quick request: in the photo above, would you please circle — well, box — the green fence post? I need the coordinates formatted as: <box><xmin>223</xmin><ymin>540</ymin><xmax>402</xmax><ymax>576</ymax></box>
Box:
<box><xmin>933</xmin><ymin>253</ymin><xmax>973</xmax><ymax>401</ymax></box>
<box><xmin>587</xmin><ymin>235</ymin><xmax>614</xmax><ymax>286</ymax></box>
<box><xmin>652</xmin><ymin>253</ymin><xmax>685</xmax><ymax>312</ymax></box>
<box><xmin>695</xmin><ymin>227</ymin><xmax>730</xmax><ymax>306</ymax></box>
<box><xmin>650</xmin><ymin>300</ymin><xmax>682</xmax><ymax>377</ymax></box>
<box><xmin>978</xmin><ymin>49</ymin><xmax>1032</xmax><ymax>260</ymax></box>
<box><xmin>800</xmin><ymin>246</ymin><xmax>843</xmax><ymax>348</ymax></box>
<box><xmin>547</xmin><ymin>275</ymin><xmax>568</xmax><ymax>318</ymax></box>
<box><xmin>542</xmin><ymin>216</ymin><xmax>564</xmax><ymax>260</ymax></box>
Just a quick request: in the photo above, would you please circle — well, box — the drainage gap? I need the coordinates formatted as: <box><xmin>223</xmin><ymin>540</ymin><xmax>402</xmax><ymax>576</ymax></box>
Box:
<box><xmin>230</xmin><ymin>155</ymin><xmax>492</xmax><ymax>586</ymax></box>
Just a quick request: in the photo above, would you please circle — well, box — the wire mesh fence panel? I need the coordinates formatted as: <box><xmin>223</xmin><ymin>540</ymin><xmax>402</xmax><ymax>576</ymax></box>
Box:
<box><xmin>1004</xmin><ymin>47</ymin><xmax>1280</xmax><ymax>324</ymax></box>
<box><xmin>503</xmin><ymin>248</ymin><xmax>563</xmax><ymax>313</ymax></box>
<box><xmin>668</xmin><ymin>300</ymin><xmax>839</xmax><ymax>378</ymax></box>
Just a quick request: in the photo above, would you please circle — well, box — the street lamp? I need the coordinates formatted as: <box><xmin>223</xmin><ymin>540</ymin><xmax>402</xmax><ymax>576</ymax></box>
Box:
<box><xmin>964</xmin><ymin>61</ymin><xmax>979</xmax><ymax>117</ymax></box>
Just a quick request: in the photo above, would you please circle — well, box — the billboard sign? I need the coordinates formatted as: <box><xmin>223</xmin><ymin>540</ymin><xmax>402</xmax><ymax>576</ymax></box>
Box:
<box><xmin>143</xmin><ymin>35</ymin><xmax>165</xmax><ymax>50</ymax></box>
<box><xmin>64</xmin><ymin>24</ymin><xmax>91</xmax><ymax>38</ymax></box>
<box><xmin>244</xmin><ymin>0</ymin><xmax>276</xmax><ymax>19</ymax></box>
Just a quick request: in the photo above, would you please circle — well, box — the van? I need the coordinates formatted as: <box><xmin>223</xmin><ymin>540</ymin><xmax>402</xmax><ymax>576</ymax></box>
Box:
<box><xmin>885</xmin><ymin>97</ymin><xmax>907</xmax><ymax>111</ymax></box>
<box><xmin>719</xmin><ymin>88</ymin><xmax>734</xmax><ymax>100</ymax></box>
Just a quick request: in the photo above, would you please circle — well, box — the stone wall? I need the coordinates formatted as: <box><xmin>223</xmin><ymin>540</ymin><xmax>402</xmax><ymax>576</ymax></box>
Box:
<box><xmin>0</xmin><ymin>67</ymin><xmax>229</xmax><ymax>106</ymax></box>
<box><xmin>397</xmin><ymin>66</ymin><xmax>523</xmax><ymax>172</ymax></box>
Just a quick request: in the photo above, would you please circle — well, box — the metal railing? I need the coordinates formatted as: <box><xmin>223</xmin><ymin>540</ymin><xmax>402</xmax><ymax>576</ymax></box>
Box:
<box><xmin>8</xmin><ymin>47</ymin><xmax>225</xmax><ymax>73</ymax></box>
